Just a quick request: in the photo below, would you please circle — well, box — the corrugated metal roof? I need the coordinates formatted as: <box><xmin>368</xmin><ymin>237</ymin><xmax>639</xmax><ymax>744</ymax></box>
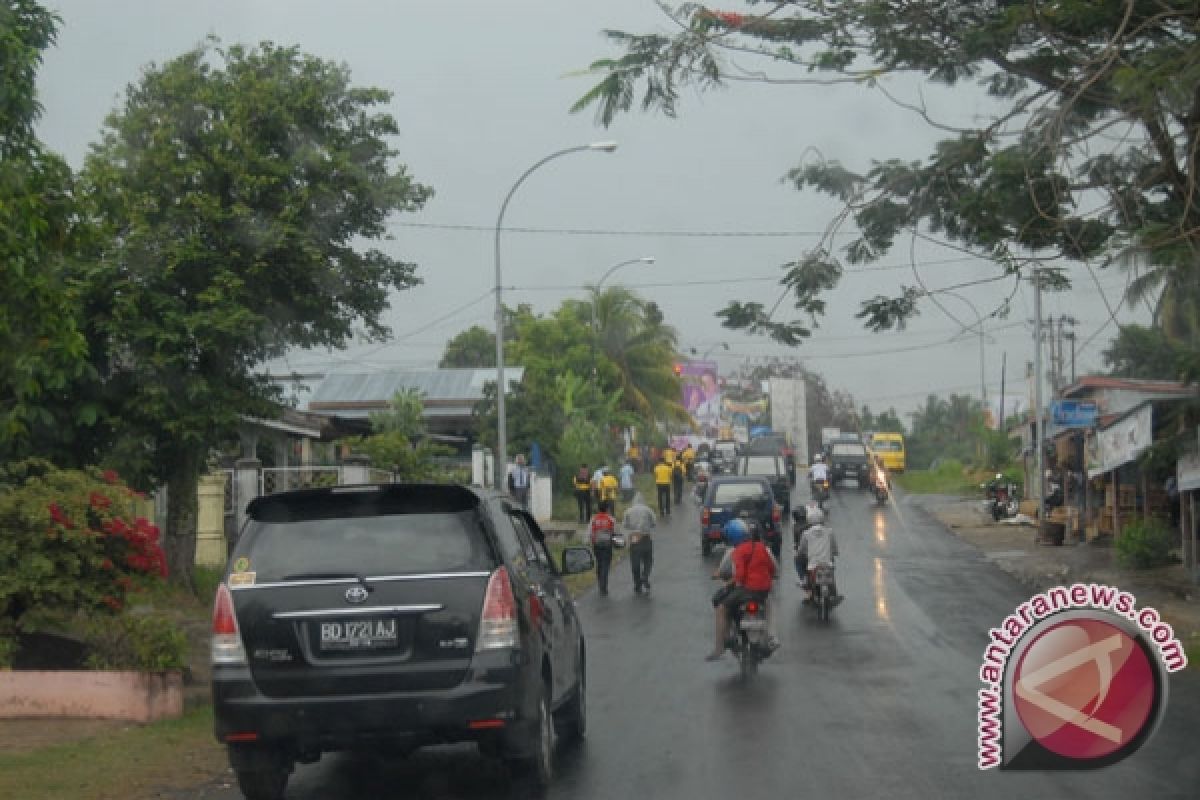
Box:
<box><xmin>306</xmin><ymin>368</ymin><xmax>524</xmax><ymax>409</ymax></box>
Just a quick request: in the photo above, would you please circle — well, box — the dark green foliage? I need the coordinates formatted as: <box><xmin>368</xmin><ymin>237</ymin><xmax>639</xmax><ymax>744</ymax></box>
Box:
<box><xmin>573</xmin><ymin>1</ymin><xmax>1200</xmax><ymax>346</ymax></box>
<box><xmin>78</xmin><ymin>39</ymin><xmax>432</xmax><ymax>578</ymax></box>
<box><xmin>440</xmin><ymin>325</ymin><xmax>496</xmax><ymax>368</ymax></box>
<box><xmin>81</xmin><ymin>612</ymin><xmax>188</xmax><ymax>671</ymax></box>
<box><xmin>1115</xmin><ymin>518</ymin><xmax>1175</xmax><ymax>570</ymax></box>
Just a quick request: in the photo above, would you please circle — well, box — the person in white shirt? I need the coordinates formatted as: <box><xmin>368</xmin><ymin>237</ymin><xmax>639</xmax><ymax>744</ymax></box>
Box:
<box><xmin>795</xmin><ymin>507</ymin><xmax>841</xmax><ymax>604</ymax></box>
<box><xmin>507</xmin><ymin>454</ymin><xmax>531</xmax><ymax>508</ymax></box>
<box><xmin>808</xmin><ymin>454</ymin><xmax>830</xmax><ymax>483</ymax></box>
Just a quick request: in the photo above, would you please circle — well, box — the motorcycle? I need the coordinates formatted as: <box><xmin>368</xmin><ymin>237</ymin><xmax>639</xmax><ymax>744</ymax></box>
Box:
<box><xmin>982</xmin><ymin>475</ymin><xmax>1020</xmax><ymax>521</ymax></box>
<box><xmin>871</xmin><ymin>468</ymin><xmax>889</xmax><ymax>506</ymax></box>
<box><xmin>811</xmin><ymin>478</ymin><xmax>831</xmax><ymax>513</ymax></box>
<box><xmin>727</xmin><ymin>596</ymin><xmax>771</xmax><ymax>677</ymax></box>
<box><xmin>809</xmin><ymin>564</ymin><xmax>837</xmax><ymax>622</ymax></box>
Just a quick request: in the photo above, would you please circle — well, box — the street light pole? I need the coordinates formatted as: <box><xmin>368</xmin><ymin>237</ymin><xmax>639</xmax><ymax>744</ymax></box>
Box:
<box><xmin>494</xmin><ymin>141</ymin><xmax>618</xmax><ymax>490</ymax></box>
<box><xmin>590</xmin><ymin>256</ymin><xmax>655</xmax><ymax>376</ymax></box>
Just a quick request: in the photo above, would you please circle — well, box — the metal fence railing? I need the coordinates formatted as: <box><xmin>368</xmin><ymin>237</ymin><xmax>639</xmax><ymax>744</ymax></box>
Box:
<box><xmin>260</xmin><ymin>466</ymin><xmax>342</xmax><ymax>495</ymax></box>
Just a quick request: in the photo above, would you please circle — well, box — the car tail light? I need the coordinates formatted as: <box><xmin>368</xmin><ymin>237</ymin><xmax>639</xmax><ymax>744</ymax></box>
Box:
<box><xmin>746</xmin><ymin>601</ymin><xmax>760</xmax><ymax>614</ymax></box>
<box><xmin>772</xmin><ymin>506</ymin><xmax>781</xmax><ymax>524</ymax></box>
<box><xmin>476</xmin><ymin>566</ymin><xmax>518</xmax><ymax>652</ymax></box>
<box><xmin>701</xmin><ymin>508</ymin><xmax>710</xmax><ymax>526</ymax></box>
<box><xmin>211</xmin><ymin>584</ymin><xmax>247</xmax><ymax>666</ymax></box>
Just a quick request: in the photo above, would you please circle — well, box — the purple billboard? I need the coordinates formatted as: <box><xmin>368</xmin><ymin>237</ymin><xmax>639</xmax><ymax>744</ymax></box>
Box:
<box><xmin>681</xmin><ymin>359</ymin><xmax>721</xmax><ymax>434</ymax></box>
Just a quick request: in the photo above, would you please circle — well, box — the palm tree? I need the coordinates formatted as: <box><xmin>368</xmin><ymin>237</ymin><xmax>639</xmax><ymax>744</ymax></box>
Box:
<box><xmin>1120</xmin><ymin>251</ymin><xmax>1200</xmax><ymax>345</ymax></box>
<box><xmin>586</xmin><ymin>285</ymin><xmax>689</xmax><ymax>422</ymax></box>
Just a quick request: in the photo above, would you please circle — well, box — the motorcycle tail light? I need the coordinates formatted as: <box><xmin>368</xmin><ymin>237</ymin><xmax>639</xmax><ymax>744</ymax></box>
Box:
<box><xmin>701</xmin><ymin>508</ymin><xmax>709</xmax><ymax>525</ymax></box>
<box><xmin>746</xmin><ymin>601</ymin><xmax>760</xmax><ymax>614</ymax></box>
<box><xmin>772</xmin><ymin>506</ymin><xmax>781</xmax><ymax>524</ymax></box>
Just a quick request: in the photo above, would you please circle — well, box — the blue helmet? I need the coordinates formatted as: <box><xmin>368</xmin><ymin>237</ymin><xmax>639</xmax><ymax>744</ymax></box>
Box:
<box><xmin>724</xmin><ymin>518</ymin><xmax>749</xmax><ymax>546</ymax></box>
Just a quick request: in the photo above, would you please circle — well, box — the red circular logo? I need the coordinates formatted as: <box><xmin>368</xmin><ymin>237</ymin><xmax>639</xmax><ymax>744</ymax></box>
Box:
<box><xmin>1013</xmin><ymin>618</ymin><xmax>1155</xmax><ymax>760</ymax></box>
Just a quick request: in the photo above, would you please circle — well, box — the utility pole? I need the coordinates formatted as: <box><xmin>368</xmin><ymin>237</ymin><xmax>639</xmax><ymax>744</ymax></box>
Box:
<box><xmin>999</xmin><ymin>352</ymin><xmax>1007</xmax><ymax>433</ymax></box>
<box><xmin>1033</xmin><ymin>270</ymin><xmax>1045</xmax><ymax>528</ymax></box>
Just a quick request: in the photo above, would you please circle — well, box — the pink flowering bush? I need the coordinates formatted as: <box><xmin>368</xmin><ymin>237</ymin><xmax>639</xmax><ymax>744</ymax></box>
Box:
<box><xmin>0</xmin><ymin>460</ymin><xmax>168</xmax><ymax>666</ymax></box>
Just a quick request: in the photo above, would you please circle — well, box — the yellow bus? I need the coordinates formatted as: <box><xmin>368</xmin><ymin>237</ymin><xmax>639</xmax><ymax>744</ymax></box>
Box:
<box><xmin>870</xmin><ymin>432</ymin><xmax>906</xmax><ymax>472</ymax></box>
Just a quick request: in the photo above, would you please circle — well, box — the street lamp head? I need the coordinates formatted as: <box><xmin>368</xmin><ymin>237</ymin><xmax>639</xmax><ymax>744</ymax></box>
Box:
<box><xmin>639</xmin><ymin>256</ymin><xmax>655</xmax><ymax>264</ymax></box>
<box><xmin>588</xmin><ymin>140</ymin><xmax>619</xmax><ymax>152</ymax></box>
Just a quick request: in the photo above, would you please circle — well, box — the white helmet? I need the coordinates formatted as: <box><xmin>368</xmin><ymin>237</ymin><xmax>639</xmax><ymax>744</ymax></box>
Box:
<box><xmin>814</xmin><ymin>454</ymin><xmax>824</xmax><ymax>463</ymax></box>
<box><xmin>806</xmin><ymin>506</ymin><xmax>825</xmax><ymax>525</ymax></box>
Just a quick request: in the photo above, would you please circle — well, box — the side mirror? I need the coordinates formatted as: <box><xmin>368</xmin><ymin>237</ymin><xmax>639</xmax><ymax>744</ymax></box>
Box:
<box><xmin>561</xmin><ymin>546</ymin><xmax>595</xmax><ymax>575</ymax></box>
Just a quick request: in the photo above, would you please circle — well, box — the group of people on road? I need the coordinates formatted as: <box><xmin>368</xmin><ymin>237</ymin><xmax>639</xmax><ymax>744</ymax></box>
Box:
<box><xmin>509</xmin><ymin>443</ymin><xmax>849</xmax><ymax>661</ymax></box>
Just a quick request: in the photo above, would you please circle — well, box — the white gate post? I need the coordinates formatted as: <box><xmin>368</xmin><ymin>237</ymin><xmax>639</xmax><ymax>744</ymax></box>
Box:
<box><xmin>234</xmin><ymin>458</ymin><xmax>261</xmax><ymax>538</ymax></box>
<box><xmin>342</xmin><ymin>454</ymin><xmax>371</xmax><ymax>485</ymax></box>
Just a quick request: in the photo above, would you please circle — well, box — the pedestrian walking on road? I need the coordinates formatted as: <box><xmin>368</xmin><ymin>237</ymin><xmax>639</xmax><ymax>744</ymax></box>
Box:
<box><xmin>601</xmin><ymin>469</ymin><xmax>620</xmax><ymax>514</ymax></box>
<box><xmin>589</xmin><ymin>500</ymin><xmax>617</xmax><ymax>596</ymax></box>
<box><xmin>573</xmin><ymin>463</ymin><xmax>593</xmax><ymax>523</ymax></box>
<box><xmin>507</xmin><ymin>454</ymin><xmax>531</xmax><ymax>509</ymax></box>
<box><xmin>671</xmin><ymin>459</ymin><xmax>685</xmax><ymax>507</ymax></box>
<box><xmin>622</xmin><ymin>493</ymin><xmax>657</xmax><ymax>594</ymax></box>
<box><xmin>619</xmin><ymin>461</ymin><xmax>636</xmax><ymax>504</ymax></box>
<box><xmin>653</xmin><ymin>457</ymin><xmax>673</xmax><ymax>517</ymax></box>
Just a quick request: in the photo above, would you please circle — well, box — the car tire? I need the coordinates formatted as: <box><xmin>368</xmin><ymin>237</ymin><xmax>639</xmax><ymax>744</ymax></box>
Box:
<box><xmin>554</xmin><ymin>648</ymin><xmax>586</xmax><ymax>743</ymax></box>
<box><xmin>231</xmin><ymin>749</ymin><xmax>291</xmax><ymax>800</ymax></box>
<box><xmin>510</xmin><ymin>684</ymin><xmax>556</xmax><ymax>791</ymax></box>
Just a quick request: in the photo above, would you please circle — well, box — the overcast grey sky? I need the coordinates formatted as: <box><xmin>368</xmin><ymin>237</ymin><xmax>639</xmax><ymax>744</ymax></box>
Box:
<box><xmin>36</xmin><ymin>0</ymin><xmax>1148</xmax><ymax>416</ymax></box>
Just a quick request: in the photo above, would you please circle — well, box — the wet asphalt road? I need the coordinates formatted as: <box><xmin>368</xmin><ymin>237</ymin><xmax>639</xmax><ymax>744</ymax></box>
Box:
<box><xmin>186</xmin><ymin>484</ymin><xmax>1200</xmax><ymax>799</ymax></box>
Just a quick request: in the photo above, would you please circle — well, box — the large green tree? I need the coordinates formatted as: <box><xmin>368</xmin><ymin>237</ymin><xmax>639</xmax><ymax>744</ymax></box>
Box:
<box><xmin>79</xmin><ymin>40</ymin><xmax>432</xmax><ymax>581</ymax></box>
<box><xmin>439</xmin><ymin>325</ymin><xmax>496</xmax><ymax>368</ymax></box>
<box><xmin>579</xmin><ymin>287</ymin><xmax>687</xmax><ymax>420</ymax></box>
<box><xmin>0</xmin><ymin>2</ymin><xmax>92</xmax><ymax>461</ymax></box>
<box><xmin>574</xmin><ymin>2</ymin><xmax>1200</xmax><ymax>349</ymax></box>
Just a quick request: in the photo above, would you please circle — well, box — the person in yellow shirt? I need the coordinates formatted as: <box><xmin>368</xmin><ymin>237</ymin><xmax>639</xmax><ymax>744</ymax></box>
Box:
<box><xmin>663</xmin><ymin>445</ymin><xmax>677</xmax><ymax>465</ymax></box>
<box><xmin>653</xmin><ymin>456</ymin><xmax>673</xmax><ymax>517</ymax></box>
<box><xmin>681</xmin><ymin>444</ymin><xmax>696</xmax><ymax>480</ymax></box>
<box><xmin>573</xmin><ymin>463</ymin><xmax>593</xmax><ymax>523</ymax></box>
<box><xmin>601</xmin><ymin>470</ymin><xmax>620</xmax><ymax>512</ymax></box>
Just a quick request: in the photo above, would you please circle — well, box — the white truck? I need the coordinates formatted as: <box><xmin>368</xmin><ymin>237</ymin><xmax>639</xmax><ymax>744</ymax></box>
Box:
<box><xmin>768</xmin><ymin>378</ymin><xmax>809</xmax><ymax>467</ymax></box>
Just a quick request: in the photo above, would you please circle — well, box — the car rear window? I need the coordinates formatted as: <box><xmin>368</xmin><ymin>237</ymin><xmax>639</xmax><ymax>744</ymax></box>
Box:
<box><xmin>711</xmin><ymin>482</ymin><xmax>767</xmax><ymax>505</ymax></box>
<box><xmin>742</xmin><ymin>456</ymin><xmax>780</xmax><ymax>474</ymax></box>
<box><xmin>238</xmin><ymin>490</ymin><xmax>496</xmax><ymax>581</ymax></box>
<box><xmin>832</xmin><ymin>443</ymin><xmax>867</xmax><ymax>456</ymax></box>
<box><xmin>874</xmin><ymin>440</ymin><xmax>903</xmax><ymax>451</ymax></box>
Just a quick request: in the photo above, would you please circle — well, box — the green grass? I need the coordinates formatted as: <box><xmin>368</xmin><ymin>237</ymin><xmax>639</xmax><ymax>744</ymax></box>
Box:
<box><xmin>0</xmin><ymin>706</ymin><xmax>226</xmax><ymax>800</ymax></box>
<box><xmin>1186</xmin><ymin>638</ymin><xmax>1200</xmax><ymax>673</ymax></box>
<box><xmin>894</xmin><ymin>460</ymin><xmax>1011</xmax><ymax>496</ymax></box>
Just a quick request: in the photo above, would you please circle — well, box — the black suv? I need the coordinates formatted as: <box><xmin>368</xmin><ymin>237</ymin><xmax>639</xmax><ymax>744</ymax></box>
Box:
<box><xmin>211</xmin><ymin>483</ymin><xmax>595</xmax><ymax>799</ymax></box>
<box><xmin>700</xmin><ymin>476</ymin><xmax>784</xmax><ymax>561</ymax></box>
<box><xmin>736</xmin><ymin>454</ymin><xmax>792</xmax><ymax>514</ymax></box>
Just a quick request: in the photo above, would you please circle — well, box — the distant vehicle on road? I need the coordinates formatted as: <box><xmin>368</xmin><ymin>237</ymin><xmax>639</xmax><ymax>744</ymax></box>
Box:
<box><xmin>735</xmin><ymin>453</ymin><xmax>792</xmax><ymax>514</ymax></box>
<box><xmin>829</xmin><ymin>440</ymin><xmax>871</xmax><ymax>488</ymax></box>
<box><xmin>869</xmin><ymin>432</ymin><xmax>906</xmax><ymax>472</ymax></box>
<box><xmin>211</xmin><ymin>483</ymin><xmax>595</xmax><ymax>799</ymax></box>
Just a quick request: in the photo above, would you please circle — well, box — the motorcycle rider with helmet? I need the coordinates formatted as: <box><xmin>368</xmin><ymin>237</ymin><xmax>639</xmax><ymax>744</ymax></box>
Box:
<box><xmin>795</xmin><ymin>506</ymin><xmax>841</xmax><ymax>605</ymax></box>
<box><xmin>706</xmin><ymin>515</ymin><xmax>779</xmax><ymax>660</ymax></box>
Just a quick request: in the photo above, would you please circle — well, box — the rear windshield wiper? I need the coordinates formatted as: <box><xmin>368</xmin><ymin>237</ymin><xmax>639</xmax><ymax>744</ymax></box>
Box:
<box><xmin>280</xmin><ymin>572</ymin><xmax>374</xmax><ymax>591</ymax></box>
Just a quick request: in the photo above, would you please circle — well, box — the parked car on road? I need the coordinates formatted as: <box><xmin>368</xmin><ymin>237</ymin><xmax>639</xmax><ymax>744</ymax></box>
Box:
<box><xmin>699</xmin><ymin>476</ymin><xmax>783</xmax><ymax>561</ymax></box>
<box><xmin>211</xmin><ymin>483</ymin><xmax>595</xmax><ymax>799</ymax></box>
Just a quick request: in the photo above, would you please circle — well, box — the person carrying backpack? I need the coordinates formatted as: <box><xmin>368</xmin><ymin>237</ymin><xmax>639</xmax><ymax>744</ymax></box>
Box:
<box><xmin>589</xmin><ymin>500</ymin><xmax>618</xmax><ymax>596</ymax></box>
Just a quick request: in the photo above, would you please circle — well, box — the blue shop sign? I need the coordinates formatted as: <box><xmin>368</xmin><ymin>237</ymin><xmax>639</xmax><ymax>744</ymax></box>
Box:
<box><xmin>1052</xmin><ymin>400</ymin><xmax>1098</xmax><ymax>427</ymax></box>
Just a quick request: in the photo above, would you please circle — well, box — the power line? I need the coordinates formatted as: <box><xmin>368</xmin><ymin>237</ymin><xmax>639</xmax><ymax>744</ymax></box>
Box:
<box><xmin>394</xmin><ymin>221</ymin><xmax>833</xmax><ymax>237</ymax></box>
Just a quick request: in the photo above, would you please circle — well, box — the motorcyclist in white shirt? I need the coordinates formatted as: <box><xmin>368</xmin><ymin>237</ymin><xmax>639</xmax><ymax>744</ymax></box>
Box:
<box><xmin>795</xmin><ymin>506</ymin><xmax>841</xmax><ymax>604</ymax></box>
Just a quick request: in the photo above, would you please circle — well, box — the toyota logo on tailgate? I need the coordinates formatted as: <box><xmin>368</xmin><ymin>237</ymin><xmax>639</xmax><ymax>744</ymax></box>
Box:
<box><xmin>344</xmin><ymin>586</ymin><xmax>369</xmax><ymax>604</ymax></box>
